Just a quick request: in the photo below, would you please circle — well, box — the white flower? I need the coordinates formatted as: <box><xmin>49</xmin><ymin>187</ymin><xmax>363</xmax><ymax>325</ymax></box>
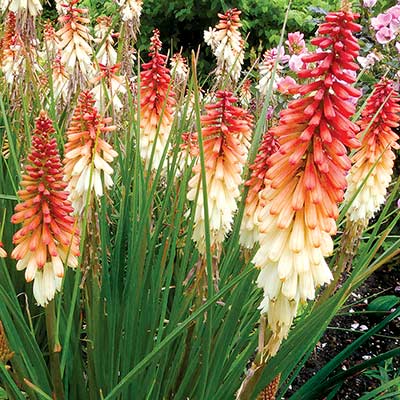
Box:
<box><xmin>94</xmin><ymin>17</ymin><xmax>118</xmax><ymax>66</ymax></box>
<box><xmin>357</xmin><ymin>52</ymin><xmax>381</xmax><ymax>69</ymax></box>
<box><xmin>3</xmin><ymin>0</ymin><xmax>42</xmax><ymax>16</ymax></box>
<box><xmin>204</xmin><ymin>28</ymin><xmax>218</xmax><ymax>50</ymax></box>
<box><xmin>117</xmin><ymin>0</ymin><xmax>143</xmax><ymax>22</ymax></box>
<box><xmin>32</xmin><ymin>263</ymin><xmax>63</xmax><ymax>307</ymax></box>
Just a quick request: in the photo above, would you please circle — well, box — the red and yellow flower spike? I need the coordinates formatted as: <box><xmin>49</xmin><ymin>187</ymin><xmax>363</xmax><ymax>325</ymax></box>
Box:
<box><xmin>253</xmin><ymin>8</ymin><xmax>362</xmax><ymax>355</ymax></box>
<box><xmin>139</xmin><ymin>29</ymin><xmax>175</xmax><ymax>171</ymax></box>
<box><xmin>63</xmin><ymin>91</ymin><xmax>117</xmax><ymax>216</ymax></box>
<box><xmin>240</xmin><ymin>131</ymin><xmax>279</xmax><ymax>249</ymax></box>
<box><xmin>0</xmin><ymin>12</ymin><xmax>24</xmax><ymax>84</ymax></box>
<box><xmin>188</xmin><ymin>90</ymin><xmax>253</xmax><ymax>254</ymax></box>
<box><xmin>11</xmin><ymin>111</ymin><xmax>80</xmax><ymax>306</ymax></box>
<box><xmin>345</xmin><ymin>79</ymin><xmax>400</xmax><ymax>223</ymax></box>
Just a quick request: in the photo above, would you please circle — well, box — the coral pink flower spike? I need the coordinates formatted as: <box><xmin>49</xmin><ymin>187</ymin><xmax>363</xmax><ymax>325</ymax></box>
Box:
<box><xmin>11</xmin><ymin>111</ymin><xmax>80</xmax><ymax>307</ymax></box>
<box><xmin>253</xmin><ymin>8</ymin><xmax>362</xmax><ymax>355</ymax></box>
<box><xmin>0</xmin><ymin>12</ymin><xmax>24</xmax><ymax>84</ymax></box>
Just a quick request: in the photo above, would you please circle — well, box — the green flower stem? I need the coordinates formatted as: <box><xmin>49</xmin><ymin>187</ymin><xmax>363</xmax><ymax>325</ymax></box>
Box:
<box><xmin>45</xmin><ymin>299</ymin><xmax>64</xmax><ymax>400</ymax></box>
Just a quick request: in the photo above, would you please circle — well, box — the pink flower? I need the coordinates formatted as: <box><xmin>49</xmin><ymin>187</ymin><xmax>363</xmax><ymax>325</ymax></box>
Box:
<box><xmin>388</xmin><ymin>5</ymin><xmax>400</xmax><ymax>19</ymax></box>
<box><xmin>390</xmin><ymin>18</ymin><xmax>400</xmax><ymax>31</ymax></box>
<box><xmin>277</xmin><ymin>76</ymin><xmax>298</xmax><ymax>94</ymax></box>
<box><xmin>266</xmin><ymin>105</ymin><xmax>275</xmax><ymax>120</ymax></box>
<box><xmin>363</xmin><ymin>0</ymin><xmax>377</xmax><ymax>8</ymax></box>
<box><xmin>357</xmin><ymin>52</ymin><xmax>381</xmax><ymax>68</ymax></box>
<box><xmin>376</xmin><ymin>27</ymin><xmax>395</xmax><ymax>44</ymax></box>
<box><xmin>288</xmin><ymin>54</ymin><xmax>305</xmax><ymax>72</ymax></box>
<box><xmin>396</xmin><ymin>42</ymin><xmax>400</xmax><ymax>53</ymax></box>
<box><xmin>262</xmin><ymin>47</ymin><xmax>289</xmax><ymax>66</ymax></box>
<box><xmin>371</xmin><ymin>13</ymin><xmax>392</xmax><ymax>30</ymax></box>
<box><xmin>286</xmin><ymin>32</ymin><xmax>306</xmax><ymax>55</ymax></box>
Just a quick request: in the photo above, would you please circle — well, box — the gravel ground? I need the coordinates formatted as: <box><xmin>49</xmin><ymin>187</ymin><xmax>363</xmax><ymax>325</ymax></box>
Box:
<box><xmin>286</xmin><ymin>262</ymin><xmax>400</xmax><ymax>399</ymax></box>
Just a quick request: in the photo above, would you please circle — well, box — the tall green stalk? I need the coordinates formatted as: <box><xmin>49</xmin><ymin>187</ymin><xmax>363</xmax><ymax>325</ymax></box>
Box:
<box><xmin>45</xmin><ymin>300</ymin><xmax>64</xmax><ymax>400</ymax></box>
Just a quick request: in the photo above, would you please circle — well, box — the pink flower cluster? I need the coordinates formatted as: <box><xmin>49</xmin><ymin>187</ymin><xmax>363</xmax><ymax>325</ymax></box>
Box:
<box><xmin>371</xmin><ymin>4</ymin><xmax>400</xmax><ymax>44</ymax></box>
<box><xmin>286</xmin><ymin>32</ymin><xmax>308</xmax><ymax>72</ymax></box>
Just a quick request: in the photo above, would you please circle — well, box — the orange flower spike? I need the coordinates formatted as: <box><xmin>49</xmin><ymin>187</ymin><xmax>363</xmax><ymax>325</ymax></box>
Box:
<box><xmin>0</xmin><ymin>12</ymin><xmax>24</xmax><ymax>84</ymax></box>
<box><xmin>346</xmin><ymin>79</ymin><xmax>400</xmax><ymax>222</ymax></box>
<box><xmin>188</xmin><ymin>90</ymin><xmax>253</xmax><ymax>254</ymax></box>
<box><xmin>11</xmin><ymin>111</ymin><xmax>80</xmax><ymax>307</ymax></box>
<box><xmin>42</xmin><ymin>20</ymin><xmax>59</xmax><ymax>56</ymax></box>
<box><xmin>64</xmin><ymin>91</ymin><xmax>118</xmax><ymax>215</ymax></box>
<box><xmin>139</xmin><ymin>29</ymin><xmax>175</xmax><ymax>171</ymax></box>
<box><xmin>56</xmin><ymin>0</ymin><xmax>94</xmax><ymax>78</ymax></box>
<box><xmin>63</xmin><ymin>91</ymin><xmax>117</xmax><ymax>216</ymax></box>
<box><xmin>254</xmin><ymin>8</ymin><xmax>362</xmax><ymax>355</ymax></box>
<box><xmin>240</xmin><ymin>132</ymin><xmax>279</xmax><ymax>249</ymax></box>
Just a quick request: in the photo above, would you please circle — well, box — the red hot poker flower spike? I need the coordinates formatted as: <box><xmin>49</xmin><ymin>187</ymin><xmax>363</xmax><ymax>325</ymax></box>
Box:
<box><xmin>346</xmin><ymin>78</ymin><xmax>400</xmax><ymax>222</ymax></box>
<box><xmin>139</xmin><ymin>29</ymin><xmax>175</xmax><ymax>171</ymax></box>
<box><xmin>11</xmin><ymin>111</ymin><xmax>80</xmax><ymax>307</ymax></box>
<box><xmin>253</xmin><ymin>8</ymin><xmax>362</xmax><ymax>355</ymax></box>
<box><xmin>240</xmin><ymin>131</ymin><xmax>279</xmax><ymax>249</ymax></box>
<box><xmin>188</xmin><ymin>90</ymin><xmax>253</xmax><ymax>254</ymax></box>
<box><xmin>63</xmin><ymin>91</ymin><xmax>117</xmax><ymax>216</ymax></box>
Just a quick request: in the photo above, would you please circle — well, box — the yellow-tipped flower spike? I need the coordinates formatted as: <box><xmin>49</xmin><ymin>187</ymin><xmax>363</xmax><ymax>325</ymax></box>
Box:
<box><xmin>56</xmin><ymin>0</ymin><xmax>94</xmax><ymax>81</ymax></box>
<box><xmin>253</xmin><ymin>9</ymin><xmax>362</xmax><ymax>355</ymax></box>
<box><xmin>188</xmin><ymin>90</ymin><xmax>253</xmax><ymax>255</ymax></box>
<box><xmin>63</xmin><ymin>91</ymin><xmax>117</xmax><ymax>216</ymax></box>
<box><xmin>204</xmin><ymin>8</ymin><xmax>244</xmax><ymax>85</ymax></box>
<box><xmin>345</xmin><ymin>78</ymin><xmax>400</xmax><ymax>223</ymax></box>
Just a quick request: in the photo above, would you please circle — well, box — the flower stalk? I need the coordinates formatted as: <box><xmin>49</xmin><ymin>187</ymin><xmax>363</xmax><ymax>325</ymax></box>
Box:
<box><xmin>45</xmin><ymin>299</ymin><xmax>64</xmax><ymax>400</ymax></box>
